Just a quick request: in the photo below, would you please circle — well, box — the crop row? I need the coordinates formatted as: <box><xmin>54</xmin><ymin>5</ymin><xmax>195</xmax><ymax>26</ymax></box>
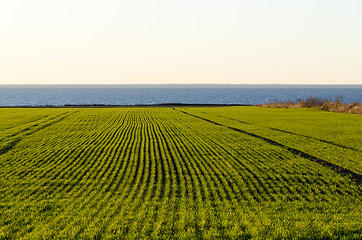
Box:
<box><xmin>182</xmin><ymin>107</ymin><xmax>362</xmax><ymax>174</ymax></box>
<box><xmin>0</xmin><ymin>108</ymin><xmax>361</xmax><ymax>239</ymax></box>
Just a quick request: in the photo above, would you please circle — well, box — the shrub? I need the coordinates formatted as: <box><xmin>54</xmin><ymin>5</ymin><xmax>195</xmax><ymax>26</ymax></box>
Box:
<box><xmin>259</xmin><ymin>96</ymin><xmax>361</xmax><ymax>114</ymax></box>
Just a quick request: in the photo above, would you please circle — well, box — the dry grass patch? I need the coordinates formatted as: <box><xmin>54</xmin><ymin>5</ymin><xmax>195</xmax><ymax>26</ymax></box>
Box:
<box><xmin>259</xmin><ymin>96</ymin><xmax>361</xmax><ymax>114</ymax></box>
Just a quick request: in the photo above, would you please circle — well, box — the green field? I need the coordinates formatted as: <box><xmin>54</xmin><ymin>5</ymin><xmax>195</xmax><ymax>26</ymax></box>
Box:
<box><xmin>0</xmin><ymin>107</ymin><xmax>361</xmax><ymax>239</ymax></box>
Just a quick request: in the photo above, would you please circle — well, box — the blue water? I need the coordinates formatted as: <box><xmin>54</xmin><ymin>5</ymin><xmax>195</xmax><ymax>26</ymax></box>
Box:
<box><xmin>0</xmin><ymin>85</ymin><xmax>361</xmax><ymax>106</ymax></box>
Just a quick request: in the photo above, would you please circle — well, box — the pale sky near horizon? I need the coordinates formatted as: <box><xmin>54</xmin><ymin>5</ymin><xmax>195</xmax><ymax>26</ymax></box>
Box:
<box><xmin>1</xmin><ymin>0</ymin><xmax>362</xmax><ymax>84</ymax></box>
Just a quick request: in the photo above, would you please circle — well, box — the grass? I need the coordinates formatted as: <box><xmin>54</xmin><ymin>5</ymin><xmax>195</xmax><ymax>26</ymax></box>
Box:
<box><xmin>0</xmin><ymin>107</ymin><xmax>361</xmax><ymax>239</ymax></box>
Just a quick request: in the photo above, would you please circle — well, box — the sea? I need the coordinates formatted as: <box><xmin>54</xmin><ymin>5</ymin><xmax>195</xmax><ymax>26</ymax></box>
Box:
<box><xmin>0</xmin><ymin>84</ymin><xmax>361</xmax><ymax>106</ymax></box>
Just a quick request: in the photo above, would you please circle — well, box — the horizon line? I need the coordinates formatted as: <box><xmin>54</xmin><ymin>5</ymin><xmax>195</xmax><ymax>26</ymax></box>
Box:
<box><xmin>1</xmin><ymin>83</ymin><xmax>361</xmax><ymax>85</ymax></box>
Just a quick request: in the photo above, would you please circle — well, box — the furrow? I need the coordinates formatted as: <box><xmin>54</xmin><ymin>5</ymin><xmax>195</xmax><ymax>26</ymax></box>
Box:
<box><xmin>179</xmin><ymin>110</ymin><xmax>362</xmax><ymax>183</ymax></box>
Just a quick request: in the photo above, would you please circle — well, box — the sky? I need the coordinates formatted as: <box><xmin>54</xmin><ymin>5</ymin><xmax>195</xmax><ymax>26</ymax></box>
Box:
<box><xmin>1</xmin><ymin>0</ymin><xmax>362</xmax><ymax>85</ymax></box>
